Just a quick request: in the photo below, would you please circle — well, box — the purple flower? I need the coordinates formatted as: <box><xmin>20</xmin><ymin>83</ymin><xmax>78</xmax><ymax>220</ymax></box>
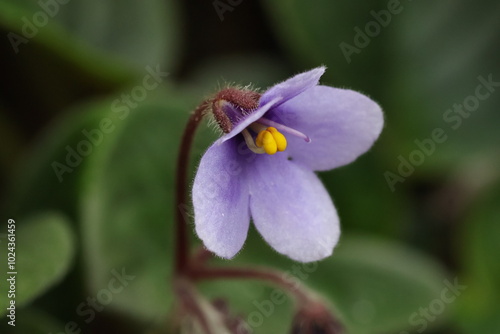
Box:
<box><xmin>192</xmin><ymin>67</ymin><xmax>383</xmax><ymax>262</ymax></box>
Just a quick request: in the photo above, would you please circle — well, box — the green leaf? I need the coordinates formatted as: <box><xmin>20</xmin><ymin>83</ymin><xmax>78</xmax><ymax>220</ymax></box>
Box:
<box><xmin>313</xmin><ymin>236</ymin><xmax>447</xmax><ymax>334</ymax></box>
<box><xmin>383</xmin><ymin>0</ymin><xmax>500</xmax><ymax>170</ymax></box>
<box><xmin>0</xmin><ymin>212</ymin><xmax>76</xmax><ymax>315</ymax></box>
<box><xmin>321</xmin><ymin>153</ymin><xmax>409</xmax><ymax>235</ymax></box>
<box><xmin>228</xmin><ymin>230</ymin><xmax>447</xmax><ymax>334</ymax></box>
<box><xmin>6</xmin><ymin>100</ymin><xmax>114</xmax><ymax>218</ymax></box>
<box><xmin>0</xmin><ymin>0</ymin><xmax>180</xmax><ymax>82</ymax></box>
<box><xmin>80</xmin><ymin>93</ymin><xmax>194</xmax><ymax>320</ymax></box>
<box><xmin>261</xmin><ymin>0</ymin><xmax>389</xmax><ymax>93</ymax></box>
<box><xmin>455</xmin><ymin>184</ymin><xmax>500</xmax><ymax>333</ymax></box>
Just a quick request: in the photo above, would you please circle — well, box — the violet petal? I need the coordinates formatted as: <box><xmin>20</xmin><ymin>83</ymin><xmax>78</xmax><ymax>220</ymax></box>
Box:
<box><xmin>248</xmin><ymin>154</ymin><xmax>340</xmax><ymax>262</ymax></box>
<box><xmin>192</xmin><ymin>139</ymin><xmax>250</xmax><ymax>258</ymax></box>
<box><xmin>260</xmin><ymin>67</ymin><xmax>326</xmax><ymax>108</ymax></box>
<box><xmin>270</xmin><ymin>85</ymin><xmax>384</xmax><ymax>171</ymax></box>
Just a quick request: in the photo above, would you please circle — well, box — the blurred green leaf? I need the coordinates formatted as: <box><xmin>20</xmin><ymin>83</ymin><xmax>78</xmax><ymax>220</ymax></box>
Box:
<box><xmin>314</xmin><ymin>236</ymin><xmax>447</xmax><ymax>334</ymax></box>
<box><xmin>6</xmin><ymin>100</ymin><xmax>112</xmax><ymax>218</ymax></box>
<box><xmin>455</xmin><ymin>184</ymin><xmax>500</xmax><ymax>333</ymax></box>
<box><xmin>385</xmin><ymin>1</ymin><xmax>500</xmax><ymax>170</ymax></box>
<box><xmin>0</xmin><ymin>0</ymin><xmax>179</xmax><ymax>83</ymax></box>
<box><xmin>322</xmin><ymin>153</ymin><xmax>410</xmax><ymax>236</ymax></box>
<box><xmin>0</xmin><ymin>212</ymin><xmax>76</xmax><ymax>315</ymax></box>
<box><xmin>261</xmin><ymin>0</ymin><xmax>389</xmax><ymax>93</ymax></box>
<box><xmin>228</xmin><ymin>230</ymin><xmax>447</xmax><ymax>334</ymax></box>
<box><xmin>80</xmin><ymin>92</ymin><xmax>194</xmax><ymax>320</ymax></box>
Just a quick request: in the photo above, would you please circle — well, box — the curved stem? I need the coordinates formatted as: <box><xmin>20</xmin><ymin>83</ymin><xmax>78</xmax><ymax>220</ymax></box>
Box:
<box><xmin>175</xmin><ymin>100</ymin><xmax>210</xmax><ymax>275</ymax></box>
<box><xmin>188</xmin><ymin>266</ymin><xmax>312</xmax><ymax>304</ymax></box>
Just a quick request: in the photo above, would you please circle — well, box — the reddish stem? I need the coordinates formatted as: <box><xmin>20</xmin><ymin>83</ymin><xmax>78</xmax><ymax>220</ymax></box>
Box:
<box><xmin>188</xmin><ymin>266</ymin><xmax>311</xmax><ymax>304</ymax></box>
<box><xmin>175</xmin><ymin>100</ymin><xmax>210</xmax><ymax>275</ymax></box>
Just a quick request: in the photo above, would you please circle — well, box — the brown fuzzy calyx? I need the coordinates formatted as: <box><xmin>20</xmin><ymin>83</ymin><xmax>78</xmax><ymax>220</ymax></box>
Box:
<box><xmin>211</xmin><ymin>88</ymin><xmax>261</xmax><ymax>133</ymax></box>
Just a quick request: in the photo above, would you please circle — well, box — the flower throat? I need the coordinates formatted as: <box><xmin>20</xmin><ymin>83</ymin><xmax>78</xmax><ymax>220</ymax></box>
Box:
<box><xmin>211</xmin><ymin>87</ymin><xmax>310</xmax><ymax>155</ymax></box>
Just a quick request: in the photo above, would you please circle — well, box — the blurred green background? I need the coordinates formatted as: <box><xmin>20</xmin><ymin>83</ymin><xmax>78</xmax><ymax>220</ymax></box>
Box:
<box><xmin>0</xmin><ymin>0</ymin><xmax>499</xmax><ymax>333</ymax></box>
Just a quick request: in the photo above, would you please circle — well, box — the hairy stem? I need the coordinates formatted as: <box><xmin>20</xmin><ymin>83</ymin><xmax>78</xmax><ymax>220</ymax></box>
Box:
<box><xmin>175</xmin><ymin>100</ymin><xmax>210</xmax><ymax>275</ymax></box>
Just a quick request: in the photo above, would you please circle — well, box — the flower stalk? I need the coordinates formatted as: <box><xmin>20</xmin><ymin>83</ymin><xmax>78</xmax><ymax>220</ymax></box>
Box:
<box><xmin>174</xmin><ymin>99</ymin><xmax>210</xmax><ymax>275</ymax></box>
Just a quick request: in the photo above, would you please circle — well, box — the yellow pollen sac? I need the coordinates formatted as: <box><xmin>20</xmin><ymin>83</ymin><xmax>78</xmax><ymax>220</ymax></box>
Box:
<box><xmin>255</xmin><ymin>127</ymin><xmax>287</xmax><ymax>155</ymax></box>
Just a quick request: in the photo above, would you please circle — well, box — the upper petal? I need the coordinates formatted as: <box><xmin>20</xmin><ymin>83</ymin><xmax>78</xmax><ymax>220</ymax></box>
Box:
<box><xmin>270</xmin><ymin>85</ymin><xmax>384</xmax><ymax>171</ymax></box>
<box><xmin>192</xmin><ymin>139</ymin><xmax>250</xmax><ymax>259</ymax></box>
<box><xmin>260</xmin><ymin>67</ymin><xmax>326</xmax><ymax>108</ymax></box>
<box><xmin>248</xmin><ymin>154</ymin><xmax>340</xmax><ymax>262</ymax></box>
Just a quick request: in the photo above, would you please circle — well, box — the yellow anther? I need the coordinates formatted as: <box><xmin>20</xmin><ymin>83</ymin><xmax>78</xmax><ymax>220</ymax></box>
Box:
<box><xmin>255</xmin><ymin>130</ymin><xmax>265</xmax><ymax>147</ymax></box>
<box><xmin>262</xmin><ymin>131</ymin><xmax>277</xmax><ymax>154</ymax></box>
<box><xmin>255</xmin><ymin>127</ymin><xmax>287</xmax><ymax>155</ymax></box>
<box><xmin>267</xmin><ymin>127</ymin><xmax>287</xmax><ymax>152</ymax></box>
